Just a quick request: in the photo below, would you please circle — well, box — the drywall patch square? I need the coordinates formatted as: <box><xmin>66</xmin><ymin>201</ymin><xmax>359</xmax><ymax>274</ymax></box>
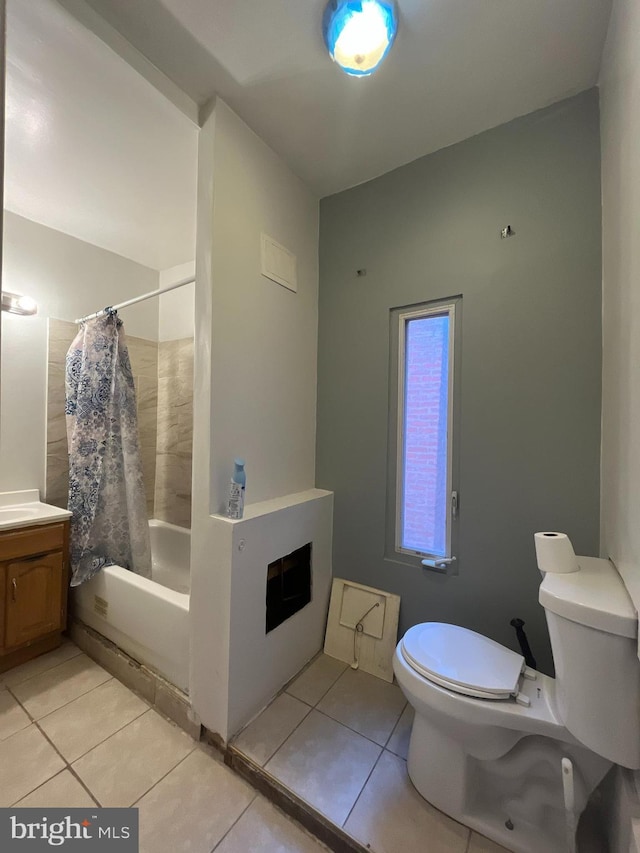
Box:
<box><xmin>324</xmin><ymin>579</ymin><xmax>400</xmax><ymax>682</ymax></box>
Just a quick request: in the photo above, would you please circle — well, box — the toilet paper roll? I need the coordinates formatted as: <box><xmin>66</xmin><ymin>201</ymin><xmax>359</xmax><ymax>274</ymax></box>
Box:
<box><xmin>534</xmin><ymin>532</ymin><xmax>579</xmax><ymax>574</ymax></box>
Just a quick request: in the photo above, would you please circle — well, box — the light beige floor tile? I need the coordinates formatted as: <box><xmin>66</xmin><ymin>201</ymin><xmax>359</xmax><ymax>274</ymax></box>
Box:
<box><xmin>265</xmin><ymin>710</ymin><xmax>381</xmax><ymax>826</ymax></box>
<box><xmin>235</xmin><ymin>693</ymin><xmax>311</xmax><ymax>766</ymax></box>
<box><xmin>385</xmin><ymin>703</ymin><xmax>414</xmax><ymax>759</ymax></box>
<box><xmin>216</xmin><ymin>795</ymin><xmax>329</xmax><ymax>853</ymax></box>
<box><xmin>72</xmin><ymin>709</ymin><xmax>195</xmax><ymax>806</ymax></box>
<box><xmin>39</xmin><ymin>677</ymin><xmax>149</xmax><ymax>762</ymax></box>
<box><xmin>286</xmin><ymin>655</ymin><xmax>348</xmax><ymax>706</ymax></box>
<box><xmin>0</xmin><ymin>687</ymin><xmax>31</xmax><ymax>741</ymax></box>
<box><xmin>1</xmin><ymin>641</ymin><xmax>82</xmax><ymax>688</ymax></box>
<box><xmin>12</xmin><ymin>654</ymin><xmax>111</xmax><ymax>720</ymax></box>
<box><xmin>317</xmin><ymin>668</ymin><xmax>406</xmax><ymax>746</ymax></box>
<box><xmin>135</xmin><ymin>747</ymin><xmax>254</xmax><ymax>853</ymax></box>
<box><xmin>15</xmin><ymin>770</ymin><xmax>97</xmax><ymax>807</ymax></box>
<box><xmin>468</xmin><ymin>832</ymin><xmax>512</xmax><ymax>852</ymax></box>
<box><xmin>344</xmin><ymin>751</ymin><xmax>469</xmax><ymax>852</ymax></box>
<box><xmin>0</xmin><ymin>725</ymin><xmax>65</xmax><ymax>806</ymax></box>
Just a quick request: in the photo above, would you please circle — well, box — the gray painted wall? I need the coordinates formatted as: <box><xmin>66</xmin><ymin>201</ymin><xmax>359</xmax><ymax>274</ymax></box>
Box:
<box><xmin>316</xmin><ymin>90</ymin><xmax>602</xmax><ymax>675</ymax></box>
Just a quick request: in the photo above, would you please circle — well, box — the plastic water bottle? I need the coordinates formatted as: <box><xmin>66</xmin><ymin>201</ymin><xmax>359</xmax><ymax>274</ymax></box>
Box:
<box><xmin>227</xmin><ymin>458</ymin><xmax>246</xmax><ymax>519</ymax></box>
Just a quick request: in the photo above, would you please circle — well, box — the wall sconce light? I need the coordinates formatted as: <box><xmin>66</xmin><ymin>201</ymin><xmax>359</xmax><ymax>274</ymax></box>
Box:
<box><xmin>323</xmin><ymin>0</ymin><xmax>399</xmax><ymax>77</ymax></box>
<box><xmin>1</xmin><ymin>291</ymin><xmax>38</xmax><ymax>316</ymax></box>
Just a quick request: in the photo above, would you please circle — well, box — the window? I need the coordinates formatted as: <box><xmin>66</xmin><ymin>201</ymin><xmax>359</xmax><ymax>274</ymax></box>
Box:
<box><xmin>387</xmin><ymin>299</ymin><xmax>459</xmax><ymax>569</ymax></box>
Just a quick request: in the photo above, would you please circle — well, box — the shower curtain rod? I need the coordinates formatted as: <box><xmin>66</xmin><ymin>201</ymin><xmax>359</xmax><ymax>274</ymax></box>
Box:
<box><xmin>74</xmin><ymin>276</ymin><xmax>195</xmax><ymax>324</ymax></box>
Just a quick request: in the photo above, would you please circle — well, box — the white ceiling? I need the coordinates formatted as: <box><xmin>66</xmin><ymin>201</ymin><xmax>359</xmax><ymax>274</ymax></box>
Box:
<box><xmin>5</xmin><ymin>0</ymin><xmax>198</xmax><ymax>271</ymax></box>
<box><xmin>81</xmin><ymin>0</ymin><xmax>612</xmax><ymax>197</ymax></box>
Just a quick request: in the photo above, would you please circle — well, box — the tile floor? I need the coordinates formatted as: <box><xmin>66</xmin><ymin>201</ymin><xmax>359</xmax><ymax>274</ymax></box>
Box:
<box><xmin>0</xmin><ymin>641</ymin><xmax>329</xmax><ymax>853</ymax></box>
<box><xmin>233</xmin><ymin>653</ymin><xmax>508</xmax><ymax>853</ymax></box>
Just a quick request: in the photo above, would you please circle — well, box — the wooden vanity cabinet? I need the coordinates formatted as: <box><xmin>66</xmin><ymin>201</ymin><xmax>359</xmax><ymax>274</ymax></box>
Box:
<box><xmin>0</xmin><ymin>521</ymin><xmax>70</xmax><ymax>673</ymax></box>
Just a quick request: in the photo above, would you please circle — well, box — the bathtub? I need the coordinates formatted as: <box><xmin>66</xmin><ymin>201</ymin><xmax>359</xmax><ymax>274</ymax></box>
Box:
<box><xmin>73</xmin><ymin>520</ymin><xmax>190</xmax><ymax>692</ymax></box>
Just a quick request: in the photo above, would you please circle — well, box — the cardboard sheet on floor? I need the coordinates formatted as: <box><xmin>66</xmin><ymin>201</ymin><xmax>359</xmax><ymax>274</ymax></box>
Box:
<box><xmin>323</xmin><ymin>578</ymin><xmax>400</xmax><ymax>683</ymax></box>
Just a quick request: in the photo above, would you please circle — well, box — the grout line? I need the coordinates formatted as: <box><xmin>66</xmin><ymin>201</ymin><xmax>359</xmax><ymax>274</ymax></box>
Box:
<box><xmin>249</xmin><ymin>700</ymin><xmax>314</xmax><ymax>769</ymax></box>
<box><xmin>233</xmin><ymin>703</ymin><xmax>387</xmax><ymax>840</ymax></box>
<box><xmin>2</xmin><ymin>646</ymin><xmax>84</xmax><ymax>691</ymax></box>
<box><xmin>0</xmin><ymin>719</ymin><xmax>31</xmax><ymax>744</ymax></box>
<box><xmin>309</xmin><ymin>662</ymin><xmax>350</xmax><ymax>708</ymax></box>
<box><xmin>257</xmin><ymin>703</ymin><xmax>317</xmax><ymax>771</ymax></box>
<box><xmin>55</xmin><ymin>705</ymin><xmax>151</xmax><ymax>765</ymax></box>
<box><xmin>227</xmin><ymin>749</ymin><xmax>369</xmax><ymax>853</ymax></box>
<box><xmin>130</xmin><ymin>742</ymin><xmax>199</xmax><ymax>808</ymax></box>
<box><xmin>8</xmin><ymin>769</ymin><xmax>75</xmax><ymax>808</ymax></box>
<box><xmin>32</xmin><ymin>719</ymin><xmax>74</xmax><ymax>766</ymax></box>
<box><xmin>235</xmin><ymin>691</ymin><xmax>403</xmax><ymax>771</ymax></box>
<box><xmin>284</xmin><ymin>657</ymin><xmax>348</xmax><ymax>709</ymax></box>
<box><xmin>209</xmin><ymin>792</ymin><xmax>258</xmax><ymax>852</ymax></box>
<box><xmin>340</xmin><ymin>748</ymin><xmax>384</xmax><ymax>830</ymax></box>
<box><xmin>64</xmin><ymin>765</ymin><xmax>101</xmax><ymax>807</ymax></box>
<box><xmin>8</xmin><ymin>767</ymin><xmax>65</xmax><ymax>809</ymax></box>
<box><xmin>382</xmin><ymin>699</ymin><xmax>409</xmax><ymax>751</ymax></box>
<box><xmin>8</xmin><ymin>675</ymin><xmax>115</xmax><ymax>728</ymax></box>
<box><xmin>464</xmin><ymin>827</ymin><xmax>472</xmax><ymax>853</ymax></box>
<box><xmin>313</xmin><ymin>706</ymin><xmax>398</xmax><ymax>751</ymax></box>
<box><xmin>3</xmin><ymin>642</ymin><xmax>200</xmax><ymax>814</ymax></box>
<box><xmin>2</xmin><ymin>697</ymin><xmax>99</xmax><ymax>808</ymax></box>
<box><xmin>233</xmin><ymin>690</ymin><xmax>313</xmax><ymax>745</ymax></box>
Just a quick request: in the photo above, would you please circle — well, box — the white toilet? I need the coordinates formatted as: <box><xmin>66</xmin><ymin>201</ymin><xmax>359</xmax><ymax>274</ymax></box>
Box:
<box><xmin>393</xmin><ymin>554</ymin><xmax>640</xmax><ymax>853</ymax></box>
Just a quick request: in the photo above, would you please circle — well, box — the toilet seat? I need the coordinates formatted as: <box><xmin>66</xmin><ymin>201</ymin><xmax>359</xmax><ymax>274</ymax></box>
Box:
<box><xmin>400</xmin><ymin>622</ymin><xmax>525</xmax><ymax>700</ymax></box>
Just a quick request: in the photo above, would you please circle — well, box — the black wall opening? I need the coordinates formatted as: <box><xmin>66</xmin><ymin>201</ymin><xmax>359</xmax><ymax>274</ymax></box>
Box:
<box><xmin>266</xmin><ymin>543</ymin><xmax>312</xmax><ymax>633</ymax></box>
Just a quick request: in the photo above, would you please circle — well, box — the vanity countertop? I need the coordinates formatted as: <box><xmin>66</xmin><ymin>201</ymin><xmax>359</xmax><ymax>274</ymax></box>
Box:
<box><xmin>0</xmin><ymin>490</ymin><xmax>72</xmax><ymax>532</ymax></box>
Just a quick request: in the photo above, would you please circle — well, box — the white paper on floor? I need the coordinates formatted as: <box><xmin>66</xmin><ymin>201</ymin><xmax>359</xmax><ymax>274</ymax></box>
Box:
<box><xmin>324</xmin><ymin>578</ymin><xmax>400</xmax><ymax>683</ymax></box>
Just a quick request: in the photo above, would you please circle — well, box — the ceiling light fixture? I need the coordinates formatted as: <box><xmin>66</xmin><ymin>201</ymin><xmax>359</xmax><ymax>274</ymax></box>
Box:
<box><xmin>1</xmin><ymin>291</ymin><xmax>38</xmax><ymax>316</ymax></box>
<box><xmin>323</xmin><ymin>0</ymin><xmax>398</xmax><ymax>77</ymax></box>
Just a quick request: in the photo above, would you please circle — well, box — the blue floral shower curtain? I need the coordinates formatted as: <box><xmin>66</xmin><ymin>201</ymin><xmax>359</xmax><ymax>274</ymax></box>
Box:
<box><xmin>65</xmin><ymin>312</ymin><xmax>152</xmax><ymax>586</ymax></box>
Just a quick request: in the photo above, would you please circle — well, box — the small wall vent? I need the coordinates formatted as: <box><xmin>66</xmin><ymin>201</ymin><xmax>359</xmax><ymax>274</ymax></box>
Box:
<box><xmin>261</xmin><ymin>233</ymin><xmax>297</xmax><ymax>293</ymax></box>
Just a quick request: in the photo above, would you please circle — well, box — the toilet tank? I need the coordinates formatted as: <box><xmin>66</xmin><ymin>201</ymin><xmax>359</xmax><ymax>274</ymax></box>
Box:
<box><xmin>541</xmin><ymin>556</ymin><xmax>640</xmax><ymax>769</ymax></box>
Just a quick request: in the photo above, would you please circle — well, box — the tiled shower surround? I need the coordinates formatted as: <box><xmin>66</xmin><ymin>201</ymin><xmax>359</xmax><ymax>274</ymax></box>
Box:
<box><xmin>46</xmin><ymin>318</ymin><xmax>193</xmax><ymax>527</ymax></box>
<box><xmin>155</xmin><ymin>338</ymin><xmax>194</xmax><ymax>528</ymax></box>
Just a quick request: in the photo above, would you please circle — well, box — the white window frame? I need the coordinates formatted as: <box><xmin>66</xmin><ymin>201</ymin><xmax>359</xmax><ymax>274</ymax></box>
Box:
<box><xmin>395</xmin><ymin>301</ymin><xmax>457</xmax><ymax>561</ymax></box>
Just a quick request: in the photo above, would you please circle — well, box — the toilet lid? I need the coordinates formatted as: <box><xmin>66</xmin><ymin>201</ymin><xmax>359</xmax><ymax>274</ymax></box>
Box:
<box><xmin>401</xmin><ymin>623</ymin><xmax>525</xmax><ymax>699</ymax></box>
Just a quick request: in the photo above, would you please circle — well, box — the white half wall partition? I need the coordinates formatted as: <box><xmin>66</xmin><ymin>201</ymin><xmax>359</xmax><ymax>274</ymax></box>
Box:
<box><xmin>600</xmin><ymin>0</ymin><xmax>640</xmax><ymax>624</ymax></box>
<box><xmin>193</xmin><ymin>489</ymin><xmax>333</xmax><ymax>741</ymax></box>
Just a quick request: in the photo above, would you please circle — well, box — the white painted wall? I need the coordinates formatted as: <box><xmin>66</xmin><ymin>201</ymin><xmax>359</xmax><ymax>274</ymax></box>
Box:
<box><xmin>190</xmin><ymin>100</ymin><xmax>330</xmax><ymax>740</ymax></box>
<box><xmin>0</xmin><ymin>211</ymin><xmax>158</xmax><ymax>493</ymax></box>
<box><xmin>6</xmin><ymin>0</ymin><xmax>198</xmax><ymax>271</ymax></box>
<box><xmin>158</xmin><ymin>261</ymin><xmax>195</xmax><ymax>342</ymax></box>
<box><xmin>209</xmin><ymin>100</ymin><xmax>319</xmax><ymax>511</ymax></box>
<box><xmin>599</xmin><ymin>0</ymin><xmax>640</xmax><ymax>614</ymax></box>
<box><xmin>189</xmin><ymin>102</ymin><xmax>227</xmax><ymax>730</ymax></box>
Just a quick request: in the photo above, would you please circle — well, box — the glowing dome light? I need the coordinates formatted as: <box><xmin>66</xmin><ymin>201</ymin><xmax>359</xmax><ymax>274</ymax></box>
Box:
<box><xmin>323</xmin><ymin>0</ymin><xmax>398</xmax><ymax>77</ymax></box>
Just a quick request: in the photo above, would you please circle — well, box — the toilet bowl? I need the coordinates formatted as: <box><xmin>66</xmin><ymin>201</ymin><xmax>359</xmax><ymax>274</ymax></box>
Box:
<box><xmin>393</xmin><ymin>556</ymin><xmax>640</xmax><ymax>853</ymax></box>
